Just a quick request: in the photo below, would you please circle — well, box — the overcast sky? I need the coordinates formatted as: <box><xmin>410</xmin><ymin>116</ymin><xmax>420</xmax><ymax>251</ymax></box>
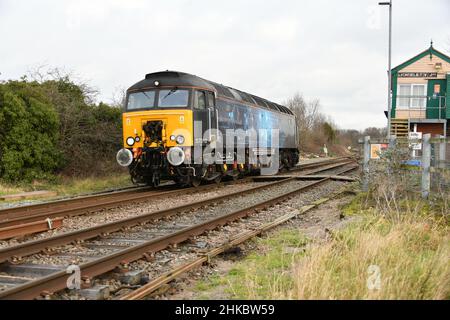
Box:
<box><xmin>1</xmin><ymin>0</ymin><xmax>449</xmax><ymax>130</ymax></box>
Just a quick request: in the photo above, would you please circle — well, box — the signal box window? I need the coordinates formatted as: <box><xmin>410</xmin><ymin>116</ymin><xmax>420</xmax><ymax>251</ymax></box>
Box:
<box><xmin>195</xmin><ymin>91</ymin><xmax>206</xmax><ymax>110</ymax></box>
<box><xmin>397</xmin><ymin>84</ymin><xmax>426</xmax><ymax>109</ymax></box>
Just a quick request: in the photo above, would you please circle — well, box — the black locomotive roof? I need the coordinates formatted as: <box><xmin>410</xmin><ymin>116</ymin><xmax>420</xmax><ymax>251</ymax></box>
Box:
<box><xmin>127</xmin><ymin>71</ymin><xmax>293</xmax><ymax>115</ymax></box>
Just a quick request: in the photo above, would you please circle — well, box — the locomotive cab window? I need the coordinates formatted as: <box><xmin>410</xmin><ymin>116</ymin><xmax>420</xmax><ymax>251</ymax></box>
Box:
<box><xmin>195</xmin><ymin>91</ymin><xmax>207</xmax><ymax>110</ymax></box>
<box><xmin>207</xmin><ymin>92</ymin><xmax>215</xmax><ymax>107</ymax></box>
<box><xmin>127</xmin><ymin>90</ymin><xmax>156</xmax><ymax>110</ymax></box>
<box><xmin>158</xmin><ymin>89</ymin><xmax>189</xmax><ymax>107</ymax></box>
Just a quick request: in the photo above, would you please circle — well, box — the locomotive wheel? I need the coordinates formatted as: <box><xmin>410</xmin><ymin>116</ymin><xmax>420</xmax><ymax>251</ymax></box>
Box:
<box><xmin>214</xmin><ymin>174</ymin><xmax>222</xmax><ymax>184</ymax></box>
<box><xmin>231</xmin><ymin>170</ymin><xmax>240</xmax><ymax>181</ymax></box>
<box><xmin>191</xmin><ymin>177</ymin><xmax>202</xmax><ymax>187</ymax></box>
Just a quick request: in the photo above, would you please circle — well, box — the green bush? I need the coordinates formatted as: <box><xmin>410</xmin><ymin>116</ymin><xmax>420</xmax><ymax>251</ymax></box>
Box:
<box><xmin>39</xmin><ymin>78</ymin><xmax>123</xmax><ymax>176</ymax></box>
<box><xmin>0</xmin><ymin>80</ymin><xmax>61</xmax><ymax>181</ymax></box>
<box><xmin>0</xmin><ymin>75</ymin><xmax>123</xmax><ymax>182</ymax></box>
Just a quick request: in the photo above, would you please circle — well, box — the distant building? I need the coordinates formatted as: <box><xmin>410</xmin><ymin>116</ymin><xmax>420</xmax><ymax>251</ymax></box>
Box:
<box><xmin>389</xmin><ymin>43</ymin><xmax>449</xmax><ymax>138</ymax></box>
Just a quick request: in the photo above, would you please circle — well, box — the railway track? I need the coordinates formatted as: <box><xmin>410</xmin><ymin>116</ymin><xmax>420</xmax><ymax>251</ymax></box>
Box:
<box><xmin>0</xmin><ymin>161</ymin><xmax>357</xmax><ymax>299</ymax></box>
<box><xmin>0</xmin><ymin>157</ymin><xmax>353</xmax><ymax>234</ymax></box>
<box><xmin>118</xmin><ymin>184</ymin><xmax>352</xmax><ymax>300</ymax></box>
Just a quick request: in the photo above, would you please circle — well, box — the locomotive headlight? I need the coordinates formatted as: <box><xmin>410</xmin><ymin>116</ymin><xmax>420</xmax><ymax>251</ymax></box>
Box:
<box><xmin>135</xmin><ymin>136</ymin><xmax>140</xmax><ymax>142</ymax></box>
<box><xmin>175</xmin><ymin>135</ymin><xmax>185</xmax><ymax>144</ymax></box>
<box><xmin>126</xmin><ymin>137</ymin><xmax>135</xmax><ymax>146</ymax></box>
<box><xmin>170</xmin><ymin>135</ymin><xmax>176</xmax><ymax>141</ymax></box>
<box><xmin>116</xmin><ymin>148</ymin><xmax>133</xmax><ymax>167</ymax></box>
<box><xmin>167</xmin><ymin>147</ymin><xmax>185</xmax><ymax>166</ymax></box>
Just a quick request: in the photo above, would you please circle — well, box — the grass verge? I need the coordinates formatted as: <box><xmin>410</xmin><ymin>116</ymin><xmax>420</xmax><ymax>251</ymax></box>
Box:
<box><xmin>0</xmin><ymin>173</ymin><xmax>132</xmax><ymax>199</ymax></box>
<box><xmin>196</xmin><ymin>199</ymin><xmax>449</xmax><ymax>299</ymax></box>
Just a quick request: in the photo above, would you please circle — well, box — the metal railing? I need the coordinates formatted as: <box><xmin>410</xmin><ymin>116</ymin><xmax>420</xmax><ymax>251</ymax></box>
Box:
<box><xmin>361</xmin><ymin>135</ymin><xmax>449</xmax><ymax>198</ymax></box>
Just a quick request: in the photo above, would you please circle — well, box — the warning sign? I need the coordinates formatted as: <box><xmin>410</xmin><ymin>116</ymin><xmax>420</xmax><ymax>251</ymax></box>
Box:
<box><xmin>370</xmin><ymin>144</ymin><xmax>388</xmax><ymax>159</ymax></box>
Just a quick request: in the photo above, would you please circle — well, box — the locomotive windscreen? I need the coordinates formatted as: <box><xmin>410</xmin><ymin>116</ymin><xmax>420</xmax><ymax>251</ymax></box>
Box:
<box><xmin>127</xmin><ymin>90</ymin><xmax>156</xmax><ymax>110</ymax></box>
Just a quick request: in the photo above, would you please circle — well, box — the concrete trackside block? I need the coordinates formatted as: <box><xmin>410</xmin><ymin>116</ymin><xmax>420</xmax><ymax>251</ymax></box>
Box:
<box><xmin>79</xmin><ymin>285</ymin><xmax>110</xmax><ymax>300</ymax></box>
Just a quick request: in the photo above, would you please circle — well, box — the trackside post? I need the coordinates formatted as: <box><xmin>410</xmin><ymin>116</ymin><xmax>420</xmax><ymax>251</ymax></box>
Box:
<box><xmin>362</xmin><ymin>136</ymin><xmax>370</xmax><ymax>192</ymax></box>
<box><xmin>421</xmin><ymin>134</ymin><xmax>431</xmax><ymax>199</ymax></box>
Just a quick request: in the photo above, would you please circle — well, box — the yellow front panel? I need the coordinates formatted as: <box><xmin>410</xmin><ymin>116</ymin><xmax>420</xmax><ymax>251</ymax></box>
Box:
<box><xmin>122</xmin><ymin>109</ymin><xmax>193</xmax><ymax>148</ymax></box>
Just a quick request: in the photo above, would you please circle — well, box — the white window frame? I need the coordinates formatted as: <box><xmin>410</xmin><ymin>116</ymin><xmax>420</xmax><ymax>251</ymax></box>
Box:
<box><xmin>397</xmin><ymin>84</ymin><xmax>411</xmax><ymax>109</ymax></box>
<box><xmin>396</xmin><ymin>83</ymin><xmax>427</xmax><ymax>109</ymax></box>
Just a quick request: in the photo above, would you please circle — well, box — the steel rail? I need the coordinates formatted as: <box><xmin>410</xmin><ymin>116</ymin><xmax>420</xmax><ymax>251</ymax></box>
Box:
<box><xmin>289</xmin><ymin>160</ymin><xmax>354</xmax><ymax>175</ymax></box>
<box><xmin>0</xmin><ymin>165</ymin><xmax>357</xmax><ymax>299</ymax></box>
<box><xmin>0</xmin><ymin>186</ymin><xmax>155</xmax><ymax>221</ymax></box>
<box><xmin>0</xmin><ymin>161</ymin><xmax>355</xmax><ymax>262</ymax></box>
<box><xmin>0</xmin><ymin>218</ymin><xmax>64</xmax><ymax>240</ymax></box>
<box><xmin>118</xmin><ymin>195</ymin><xmax>344</xmax><ymax>300</ymax></box>
<box><xmin>0</xmin><ymin>158</ymin><xmax>352</xmax><ymax>229</ymax></box>
<box><xmin>0</xmin><ymin>180</ymin><xmax>247</xmax><ymax>229</ymax></box>
<box><xmin>0</xmin><ymin>157</ymin><xmax>349</xmax><ymax>216</ymax></box>
<box><xmin>0</xmin><ymin>176</ymin><xmax>299</xmax><ymax>263</ymax></box>
<box><xmin>0</xmin><ymin>180</ymin><xmax>329</xmax><ymax>299</ymax></box>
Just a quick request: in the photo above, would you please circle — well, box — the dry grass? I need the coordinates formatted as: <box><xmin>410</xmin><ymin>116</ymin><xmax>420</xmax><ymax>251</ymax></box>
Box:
<box><xmin>49</xmin><ymin>174</ymin><xmax>132</xmax><ymax>197</ymax></box>
<box><xmin>284</xmin><ymin>215</ymin><xmax>449</xmax><ymax>299</ymax></box>
<box><xmin>0</xmin><ymin>173</ymin><xmax>132</xmax><ymax>199</ymax></box>
<box><xmin>196</xmin><ymin>188</ymin><xmax>449</xmax><ymax>300</ymax></box>
<box><xmin>206</xmin><ymin>214</ymin><xmax>449</xmax><ymax>300</ymax></box>
<box><xmin>0</xmin><ymin>183</ymin><xmax>27</xmax><ymax>196</ymax></box>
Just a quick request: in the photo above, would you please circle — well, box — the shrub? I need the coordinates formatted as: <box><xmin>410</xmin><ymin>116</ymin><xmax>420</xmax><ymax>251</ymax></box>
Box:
<box><xmin>38</xmin><ymin>77</ymin><xmax>123</xmax><ymax>176</ymax></box>
<box><xmin>0</xmin><ymin>80</ymin><xmax>61</xmax><ymax>181</ymax></box>
<box><xmin>0</xmin><ymin>72</ymin><xmax>124</xmax><ymax>182</ymax></box>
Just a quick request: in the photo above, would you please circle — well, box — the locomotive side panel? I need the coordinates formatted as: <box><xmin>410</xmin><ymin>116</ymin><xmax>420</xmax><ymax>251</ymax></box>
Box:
<box><xmin>216</xmin><ymin>98</ymin><xmax>297</xmax><ymax>149</ymax></box>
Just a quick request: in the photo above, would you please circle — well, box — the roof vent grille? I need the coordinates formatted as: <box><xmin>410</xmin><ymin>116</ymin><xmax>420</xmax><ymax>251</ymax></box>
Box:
<box><xmin>145</xmin><ymin>71</ymin><xmax>180</xmax><ymax>79</ymax></box>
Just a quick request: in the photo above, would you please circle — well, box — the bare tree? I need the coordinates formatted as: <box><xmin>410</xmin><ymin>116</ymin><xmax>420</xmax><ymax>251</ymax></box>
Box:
<box><xmin>110</xmin><ymin>86</ymin><xmax>127</xmax><ymax>109</ymax></box>
<box><xmin>363</xmin><ymin>127</ymin><xmax>387</xmax><ymax>139</ymax></box>
<box><xmin>27</xmin><ymin>64</ymin><xmax>99</xmax><ymax>104</ymax></box>
<box><xmin>285</xmin><ymin>93</ymin><xmax>323</xmax><ymax>133</ymax></box>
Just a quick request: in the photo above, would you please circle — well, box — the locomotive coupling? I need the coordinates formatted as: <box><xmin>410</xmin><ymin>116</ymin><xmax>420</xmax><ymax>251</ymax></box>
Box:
<box><xmin>116</xmin><ymin>148</ymin><xmax>133</xmax><ymax>167</ymax></box>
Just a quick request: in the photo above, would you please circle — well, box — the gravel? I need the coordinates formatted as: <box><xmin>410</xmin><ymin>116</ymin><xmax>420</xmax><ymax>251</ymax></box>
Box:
<box><xmin>121</xmin><ymin>179</ymin><xmax>349</xmax><ymax>300</ymax></box>
<box><xmin>0</xmin><ymin>181</ymin><xmax>269</xmax><ymax>248</ymax></box>
<box><xmin>20</xmin><ymin>179</ymin><xmax>311</xmax><ymax>265</ymax></box>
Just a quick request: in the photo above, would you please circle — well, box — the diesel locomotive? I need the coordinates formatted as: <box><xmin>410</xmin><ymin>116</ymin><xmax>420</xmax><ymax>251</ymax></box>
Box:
<box><xmin>116</xmin><ymin>71</ymin><xmax>299</xmax><ymax>186</ymax></box>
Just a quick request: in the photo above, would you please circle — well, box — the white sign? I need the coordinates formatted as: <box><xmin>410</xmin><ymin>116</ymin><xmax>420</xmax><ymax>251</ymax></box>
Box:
<box><xmin>409</xmin><ymin>132</ymin><xmax>422</xmax><ymax>150</ymax></box>
<box><xmin>411</xmin><ymin>143</ymin><xmax>422</xmax><ymax>150</ymax></box>
<box><xmin>408</xmin><ymin>132</ymin><xmax>422</xmax><ymax>140</ymax></box>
